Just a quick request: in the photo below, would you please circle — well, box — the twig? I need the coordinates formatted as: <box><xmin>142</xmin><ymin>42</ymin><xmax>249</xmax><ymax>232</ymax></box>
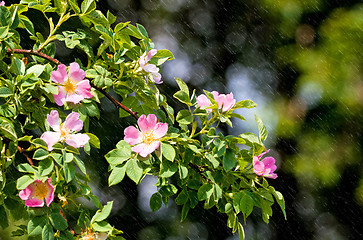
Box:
<box><xmin>90</xmin><ymin>82</ymin><xmax>139</xmax><ymax>120</ymax></box>
<box><xmin>6</xmin><ymin>48</ymin><xmax>138</xmax><ymax>119</ymax></box>
<box><xmin>7</xmin><ymin>48</ymin><xmax>60</xmax><ymax>65</ymax></box>
<box><xmin>17</xmin><ymin>146</ymin><xmax>34</xmax><ymax>166</ymax></box>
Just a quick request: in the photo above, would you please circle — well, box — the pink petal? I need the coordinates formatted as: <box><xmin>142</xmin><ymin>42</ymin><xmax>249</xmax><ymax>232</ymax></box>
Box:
<box><xmin>138</xmin><ymin>114</ymin><xmax>157</xmax><ymax>132</ymax></box>
<box><xmin>258</xmin><ymin>149</ymin><xmax>270</xmax><ymax>159</ymax></box>
<box><xmin>40</xmin><ymin>132</ymin><xmax>61</xmax><ymax>151</ymax></box>
<box><xmin>47</xmin><ymin>110</ymin><xmax>60</xmax><ymax>131</ymax></box>
<box><xmin>0</xmin><ymin>2</ymin><xmax>5</xmax><ymax>6</ymax></box>
<box><xmin>45</xmin><ymin>179</ymin><xmax>54</xmax><ymax>207</ymax></box>
<box><xmin>25</xmin><ymin>198</ymin><xmax>44</xmax><ymax>207</ymax></box>
<box><xmin>51</xmin><ymin>64</ymin><xmax>68</xmax><ymax>84</ymax></box>
<box><xmin>19</xmin><ymin>184</ymin><xmax>34</xmax><ymax>200</ymax></box>
<box><xmin>54</xmin><ymin>87</ymin><xmax>66</xmax><ymax>106</ymax></box>
<box><xmin>196</xmin><ymin>94</ymin><xmax>212</xmax><ymax>110</ymax></box>
<box><xmin>132</xmin><ymin>141</ymin><xmax>160</xmax><ymax>157</ymax></box>
<box><xmin>64</xmin><ymin>112</ymin><xmax>83</xmax><ymax>132</ymax></box>
<box><xmin>76</xmin><ymin>80</ymin><xmax>93</xmax><ymax>98</ymax></box>
<box><xmin>143</xmin><ymin>63</ymin><xmax>158</xmax><ymax>73</ymax></box>
<box><xmin>153</xmin><ymin>123</ymin><xmax>168</xmax><ymax>139</ymax></box>
<box><xmin>221</xmin><ymin>92</ymin><xmax>236</xmax><ymax>112</ymax></box>
<box><xmin>124</xmin><ymin>126</ymin><xmax>141</xmax><ymax>145</ymax></box>
<box><xmin>65</xmin><ymin>93</ymin><xmax>84</xmax><ymax>104</ymax></box>
<box><xmin>68</xmin><ymin>62</ymin><xmax>85</xmax><ymax>82</ymax></box>
<box><xmin>267</xmin><ymin>173</ymin><xmax>278</xmax><ymax>179</ymax></box>
<box><xmin>261</xmin><ymin>157</ymin><xmax>276</xmax><ymax>169</ymax></box>
<box><xmin>145</xmin><ymin>49</ymin><xmax>157</xmax><ymax>63</ymax></box>
<box><xmin>152</xmin><ymin>72</ymin><xmax>162</xmax><ymax>84</ymax></box>
<box><xmin>65</xmin><ymin>133</ymin><xmax>89</xmax><ymax>148</ymax></box>
<box><xmin>138</xmin><ymin>53</ymin><xmax>147</xmax><ymax>67</ymax></box>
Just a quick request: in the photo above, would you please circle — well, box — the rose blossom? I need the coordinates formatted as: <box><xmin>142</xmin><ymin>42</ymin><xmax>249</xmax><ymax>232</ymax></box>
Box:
<box><xmin>124</xmin><ymin>114</ymin><xmax>168</xmax><ymax>157</ymax></box>
<box><xmin>253</xmin><ymin>150</ymin><xmax>278</xmax><ymax>179</ymax></box>
<box><xmin>138</xmin><ymin>49</ymin><xmax>162</xmax><ymax>84</ymax></box>
<box><xmin>196</xmin><ymin>91</ymin><xmax>236</xmax><ymax>112</ymax></box>
<box><xmin>19</xmin><ymin>178</ymin><xmax>54</xmax><ymax>207</ymax></box>
<box><xmin>50</xmin><ymin>62</ymin><xmax>92</xmax><ymax>106</ymax></box>
<box><xmin>0</xmin><ymin>1</ymin><xmax>5</xmax><ymax>6</ymax></box>
<box><xmin>40</xmin><ymin>110</ymin><xmax>89</xmax><ymax>151</ymax></box>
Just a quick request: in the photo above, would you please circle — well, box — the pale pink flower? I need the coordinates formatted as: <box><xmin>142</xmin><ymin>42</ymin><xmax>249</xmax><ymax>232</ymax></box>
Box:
<box><xmin>50</xmin><ymin>62</ymin><xmax>92</xmax><ymax>106</ymax></box>
<box><xmin>40</xmin><ymin>110</ymin><xmax>90</xmax><ymax>151</ymax></box>
<box><xmin>138</xmin><ymin>49</ymin><xmax>162</xmax><ymax>84</ymax></box>
<box><xmin>196</xmin><ymin>91</ymin><xmax>236</xmax><ymax>112</ymax></box>
<box><xmin>124</xmin><ymin>114</ymin><xmax>168</xmax><ymax>157</ymax></box>
<box><xmin>19</xmin><ymin>178</ymin><xmax>54</xmax><ymax>207</ymax></box>
<box><xmin>0</xmin><ymin>1</ymin><xmax>5</xmax><ymax>6</ymax></box>
<box><xmin>82</xmin><ymin>231</ymin><xmax>107</xmax><ymax>240</ymax></box>
<box><xmin>253</xmin><ymin>150</ymin><xmax>278</xmax><ymax>179</ymax></box>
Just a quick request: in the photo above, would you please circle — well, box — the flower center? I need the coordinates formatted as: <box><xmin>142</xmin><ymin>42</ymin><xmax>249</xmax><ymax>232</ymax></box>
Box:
<box><xmin>63</xmin><ymin>78</ymin><xmax>77</xmax><ymax>94</ymax></box>
<box><xmin>142</xmin><ymin>131</ymin><xmax>156</xmax><ymax>146</ymax></box>
<box><xmin>33</xmin><ymin>182</ymin><xmax>48</xmax><ymax>200</ymax></box>
<box><xmin>59</xmin><ymin>123</ymin><xmax>71</xmax><ymax>140</ymax></box>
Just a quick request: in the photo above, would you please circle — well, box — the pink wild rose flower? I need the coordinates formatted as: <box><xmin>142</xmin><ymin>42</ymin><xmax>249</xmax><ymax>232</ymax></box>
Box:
<box><xmin>0</xmin><ymin>1</ymin><xmax>5</xmax><ymax>6</ymax></box>
<box><xmin>40</xmin><ymin>110</ymin><xmax>90</xmax><ymax>151</ymax></box>
<box><xmin>19</xmin><ymin>178</ymin><xmax>54</xmax><ymax>207</ymax></box>
<box><xmin>124</xmin><ymin>114</ymin><xmax>168</xmax><ymax>157</ymax></box>
<box><xmin>196</xmin><ymin>91</ymin><xmax>236</xmax><ymax>112</ymax></box>
<box><xmin>138</xmin><ymin>49</ymin><xmax>162</xmax><ymax>84</ymax></box>
<box><xmin>50</xmin><ymin>62</ymin><xmax>92</xmax><ymax>106</ymax></box>
<box><xmin>253</xmin><ymin>150</ymin><xmax>278</xmax><ymax>179</ymax></box>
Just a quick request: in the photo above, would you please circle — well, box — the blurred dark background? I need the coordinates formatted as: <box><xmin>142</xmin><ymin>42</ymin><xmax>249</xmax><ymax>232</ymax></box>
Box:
<box><xmin>2</xmin><ymin>0</ymin><xmax>363</xmax><ymax>239</ymax></box>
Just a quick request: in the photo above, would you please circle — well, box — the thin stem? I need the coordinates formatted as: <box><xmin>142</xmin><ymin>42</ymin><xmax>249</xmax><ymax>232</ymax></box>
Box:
<box><xmin>17</xmin><ymin>146</ymin><xmax>34</xmax><ymax>166</ymax></box>
<box><xmin>7</xmin><ymin>48</ymin><xmax>60</xmax><ymax>65</ymax></box>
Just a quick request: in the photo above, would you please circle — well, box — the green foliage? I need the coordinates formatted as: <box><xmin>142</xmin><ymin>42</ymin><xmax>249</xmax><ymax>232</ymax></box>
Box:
<box><xmin>0</xmin><ymin>0</ymin><xmax>285</xmax><ymax>239</ymax></box>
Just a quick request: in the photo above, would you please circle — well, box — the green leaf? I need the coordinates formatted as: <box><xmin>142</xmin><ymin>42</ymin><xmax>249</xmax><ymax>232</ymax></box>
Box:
<box><xmin>175</xmin><ymin>190</ymin><xmax>189</xmax><ymax>205</ymax></box>
<box><xmin>86</xmin><ymin>133</ymin><xmax>100</xmax><ymax>149</ymax></box>
<box><xmin>238</xmin><ymin>222</ymin><xmax>245</xmax><ymax>240</ymax></box>
<box><xmin>16</xmin><ymin>175</ymin><xmax>34</xmax><ymax>190</ymax></box>
<box><xmin>105</xmin><ymin>148</ymin><xmax>131</xmax><ymax>166</ymax></box>
<box><xmin>108</xmin><ymin>165</ymin><xmax>126</xmax><ymax>186</ymax></box>
<box><xmin>17</xmin><ymin>163</ymin><xmax>36</xmax><ymax>173</ymax></box>
<box><xmin>42</xmin><ymin>223</ymin><xmax>54</xmax><ymax>240</ymax></box>
<box><xmin>28</xmin><ymin>216</ymin><xmax>47</xmax><ymax>236</ymax></box>
<box><xmin>92</xmin><ymin>221</ymin><xmax>113</xmax><ymax>232</ymax></box>
<box><xmin>178</xmin><ymin>164</ymin><xmax>188</xmax><ymax>179</ymax></box>
<box><xmin>149</xmin><ymin>49</ymin><xmax>175</xmax><ymax>65</ymax></box>
<box><xmin>159</xmin><ymin>184</ymin><xmax>178</xmax><ymax>197</ymax></box>
<box><xmin>232</xmin><ymin>100</ymin><xmax>257</xmax><ymax>109</ymax></box>
<box><xmin>160</xmin><ymin>160</ymin><xmax>177</xmax><ymax>178</ymax></box>
<box><xmin>223</xmin><ymin>148</ymin><xmax>237</xmax><ymax>172</ymax></box>
<box><xmin>150</xmin><ymin>193</ymin><xmax>162</xmax><ymax>212</ymax></box>
<box><xmin>197</xmin><ymin>184</ymin><xmax>213</xmax><ymax>201</ymax></box>
<box><xmin>92</xmin><ymin>201</ymin><xmax>113</xmax><ymax>223</ymax></box>
<box><xmin>63</xmin><ymin>152</ymin><xmax>74</xmax><ymax>163</ymax></box>
<box><xmin>176</xmin><ymin>110</ymin><xmax>193</xmax><ymax>125</ymax></box>
<box><xmin>206</xmin><ymin>152</ymin><xmax>219</xmax><ymax>168</ymax></box>
<box><xmin>255</xmin><ymin>115</ymin><xmax>268</xmax><ymax>143</ymax></box>
<box><xmin>175</xmin><ymin>78</ymin><xmax>189</xmax><ymax>95</ymax></box>
<box><xmin>136</xmin><ymin>23</ymin><xmax>148</xmax><ymax>39</ymax></box>
<box><xmin>126</xmin><ymin>158</ymin><xmax>143</xmax><ymax>184</ymax></box>
<box><xmin>174</xmin><ymin>90</ymin><xmax>192</xmax><ymax>105</ymax></box>
<box><xmin>0</xmin><ymin>117</ymin><xmax>17</xmax><ymax>140</ymax></box>
<box><xmin>0</xmin><ymin>87</ymin><xmax>12</xmax><ymax>97</ymax></box>
<box><xmin>269</xmin><ymin>186</ymin><xmax>287</xmax><ymax>220</ymax></box>
<box><xmin>33</xmin><ymin>148</ymin><xmax>49</xmax><ymax>160</ymax></box>
<box><xmin>74</xmin><ymin>156</ymin><xmax>87</xmax><ymax>175</ymax></box>
<box><xmin>161</xmin><ymin>143</ymin><xmax>176</xmax><ymax>161</ymax></box>
<box><xmin>49</xmin><ymin>213</ymin><xmax>68</xmax><ymax>231</ymax></box>
<box><xmin>26</xmin><ymin>64</ymin><xmax>45</xmax><ymax>77</ymax></box>
<box><xmin>181</xmin><ymin>201</ymin><xmax>190</xmax><ymax>222</ymax></box>
<box><xmin>39</xmin><ymin>158</ymin><xmax>54</xmax><ymax>177</ymax></box>
<box><xmin>0</xmin><ymin>205</ymin><xmax>9</xmax><ymax>229</ymax></box>
<box><xmin>64</xmin><ymin>162</ymin><xmax>75</xmax><ymax>183</ymax></box>
<box><xmin>81</xmin><ymin>0</ymin><xmax>96</xmax><ymax>14</ymax></box>
<box><xmin>240</xmin><ymin>191</ymin><xmax>258</xmax><ymax>217</ymax></box>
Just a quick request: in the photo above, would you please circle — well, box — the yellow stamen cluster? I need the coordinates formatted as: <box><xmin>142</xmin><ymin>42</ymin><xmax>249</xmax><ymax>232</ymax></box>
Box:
<box><xmin>33</xmin><ymin>182</ymin><xmax>48</xmax><ymax>199</ymax></box>
<box><xmin>141</xmin><ymin>131</ymin><xmax>156</xmax><ymax>146</ymax></box>
<box><xmin>63</xmin><ymin>78</ymin><xmax>77</xmax><ymax>94</ymax></box>
<box><xmin>59</xmin><ymin>123</ymin><xmax>71</xmax><ymax>140</ymax></box>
